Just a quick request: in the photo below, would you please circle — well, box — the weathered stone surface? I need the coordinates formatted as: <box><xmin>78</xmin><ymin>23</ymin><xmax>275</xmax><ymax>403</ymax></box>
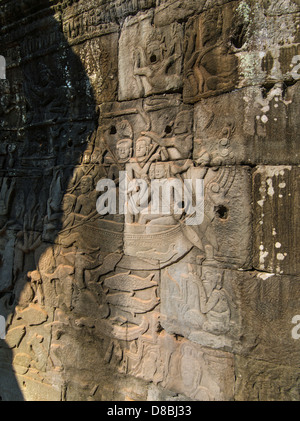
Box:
<box><xmin>160</xmin><ymin>263</ymin><xmax>241</xmax><ymax>351</ymax></box>
<box><xmin>72</xmin><ymin>34</ymin><xmax>119</xmax><ymax>104</ymax></box>
<box><xmin>154</xmin><ymin>0</ymin><xmax>243</xmax><ymax>27</ymax></box>
<box><xmin>160</xmin><ymin>339</ymin><xmax>235</xmax><ymax>401</ymax></box>
<box><xmin>12</xmin><ymin>372</ymin><xmax>62</xmax><ymax>401</ymax></box>
<box><xmin>194</xmin><ymin>84</ymin><xmax>300</xmax><ymax>165</ymax></box>
<box><xmin>119</xmin><ymin>11</ymin><xmax>183</xmax><ymax>100</ymax></box>
<box><xmin>237</xmin><ymin>271</ymin><xmax>300</xmax><ymax>366</ymax></box>
<box><xmin>183</xmin><ymin>2</ymin><xmax>240</xmax><ymax>102</ymax></box>
<box><xmin>234</xmin><ymin>355</ymin><xmax>300</xmax><ymax>401</ymax></box>
<box><xmin>236</xmin><ymin>3</ymin><xmax>300</xmax><ymax>89</ymax></box>
<box><xmin>0</xmin><ymin>0</ymin><xmax>299</xmax><ymax>403</ymax></box>
<box><xmin>253</xmin><ymin>166</ymin><xmax>300</xmax><ymax>275</ymax></box>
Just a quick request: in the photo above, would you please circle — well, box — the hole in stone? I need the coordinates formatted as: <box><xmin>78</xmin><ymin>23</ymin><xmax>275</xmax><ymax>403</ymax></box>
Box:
<box><xmin>282</xmin><ymin>79</ymin><xmax>297</xmax><ymax>98</ymax></box>
<box><xmin>156</xmin><ymin>322</ymin><xmax>163</xmax><ymax>333</ymax></box>
<box><xmin>261</xmin><ymin>82</ymin><xmax>275</xmax><ymax>99</ymax></box>
<box><xmin>150</xmin><ymin>54</ymin><xmax>157</xmax><ymax>63</ymax></box>
<box><xmin>110</xmin><ymin>125</ymin><xmax>117</xmax><ymax>135</ymax></box>
<box><xmin>165</xmin><ymin>125</ymin><xmax>172</xmax><ymax>134</ymax></box>
<box><xmin>215</xmin><ymin>205</ymin><xmax>229</xmax><ymax>220</ymax></box>
<box><xmin>231</xmin><ymin>24</ymin><xmax>247</xmax><ymax>49</ymax></box>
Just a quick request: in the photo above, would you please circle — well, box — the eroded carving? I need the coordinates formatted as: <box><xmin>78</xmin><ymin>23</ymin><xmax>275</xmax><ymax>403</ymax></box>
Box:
<box><xmin>183</xmin><ymin>3</ymin><xmax>239</xmax><ymax>102</ymax></box>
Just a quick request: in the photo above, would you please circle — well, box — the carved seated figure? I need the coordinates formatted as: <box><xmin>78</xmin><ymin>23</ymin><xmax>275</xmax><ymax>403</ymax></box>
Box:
<box><xmin>199</xmin><ymin>268</ymin><xmax>230</xmax><ymax>334</ymax></box>
<box><xmin>137</xmin><ymin>162</ymin><xmax>182</xmax><ymax>227</ymax></box>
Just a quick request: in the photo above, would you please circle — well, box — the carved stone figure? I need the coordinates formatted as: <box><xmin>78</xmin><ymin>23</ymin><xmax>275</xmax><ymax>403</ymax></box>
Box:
<box><xmin>183</xmin><ymin>4</ymin><xmax>238</xmax><ymax>103</ymax></box>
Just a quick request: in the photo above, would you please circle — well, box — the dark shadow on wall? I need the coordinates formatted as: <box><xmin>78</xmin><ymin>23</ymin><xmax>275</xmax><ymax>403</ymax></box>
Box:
<box><xmin>0</xmin><ymin>0</ymin><xmax>98</xmax><ymax>400</ymax></box>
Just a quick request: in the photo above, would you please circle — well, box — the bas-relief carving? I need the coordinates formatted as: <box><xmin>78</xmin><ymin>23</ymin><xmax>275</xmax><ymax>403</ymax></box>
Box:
<box><xmin>0</xmin><ymin>79</ymin><xmax>22</xmax><ymax>130</ymax></box>
<box><xmin>183</xmin><ymin>3</ymin><xmax>239</xmax><ymax>103</ymax></box>
<box><xmin>90</xmin><ymin>92</ymin><xmax>250</xmax><ymax>399</ymax></box>
<box><xmin>1</xmin><ymin>80</ymin><xmax>250</xmax><ymax>400</ymax></box>
<box><xmin>124</xmin><ymin>164</ymin><xmax>251</xmax><ymax>269</ymax></box>
<box><xmin>106</xmin><ymin>320</ymin><xmax>235</xmax><ymax>401</ymax></box>
<box><xmin>160</xmin><ymin>259</ymin><xmax>236</xmax><ymax>349</ymax></box>
<box><xmin>24</xmin><ymin>61</ymin><xmax>72</xmax><ymax>125</ymax></box>
<box><xmin>119</xmin><ymin>13</ymin><xmax>183</xmax><ymax>100</ymax></box>
<box><xmin>72</xmin><ymin>33</ymin><xmax>118</xmax><ymax>103</ymax></box>
<box><xmin>96</xmin><ymin>96</ymin><xmax>251</xmax><ymax>269</ymax></box>
<box><xmin>235</xmin><ymin>355</ymin><xmax>300</xmax><ymax>401</ymax></box>
<box><xmin>0</xmin><ymin>0</ymin><xmax>297</xmax><ymax>402</ymax></box>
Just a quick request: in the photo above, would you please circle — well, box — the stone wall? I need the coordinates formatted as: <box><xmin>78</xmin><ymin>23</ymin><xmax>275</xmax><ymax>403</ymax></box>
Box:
<box><xmin>0</xmin><ymin>0</ymin><xmax>299</xmax><ymax>401</ymax></box>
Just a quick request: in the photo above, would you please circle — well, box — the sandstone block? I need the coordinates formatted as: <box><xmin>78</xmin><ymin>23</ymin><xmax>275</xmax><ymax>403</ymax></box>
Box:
<box><xmin>235</xmin><ymin>355</ymin><xmax>300</xmax><ymax>401</ymax></box>
<box><xmin>118</xmin><ymin>11</ymin><xmax>183</xmax><ymax>100</ymax></box>
<box><xmin>193</xmin><ymin>84</ymin><xmax>300</xmax><ymax>165</ymax></box>
<box><xmin>253</xmin><ymin>166</ymin><xmax>300</xmax><ymax>275</ymax></box>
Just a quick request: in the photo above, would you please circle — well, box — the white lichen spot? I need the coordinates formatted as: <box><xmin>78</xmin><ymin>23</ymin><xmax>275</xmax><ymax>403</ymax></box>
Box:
<box><xmin>256</xmin><ymin>166</ymin><xmax>291</xmax><ymax>178</ymax></box>
<box><xmin>275</xmin><ymin>242</ymin><xmax>281</xmax><ymax>248</ymax></box>
<box><xmin>261</xmin><ymin>105</ymin><xmax>270</xmax><ymax>113</ymax></box>
<box><xmin>257</xmin><ymin>199</ymin><xmax>264</xmax><ymax>207</ymax></box>
<box><xmin>276</xmin><ymin>253</ymin><xmax>286</xmax><ymax>260</ymax></box>
<box><xmin>259</xmin><ymin>250</ymin><xmax>269</xmax><ymax>268</ymax></box>
<box><xmin>272</xmin><ymin>228</ymin><xmax>277</xmax><ymax>235</ymax></box>
<box><xmin>236</xmin><ymin>1</ymin><xmax>251</xmax><ymax>22</ymax></box>
<box><xmin>279</xmin><ymin>194</ymin><xmax>283</xmax><ymax>198</ymax></box>
<box><xmin>278</xmin><ymin>182</ymin><xmax>286</xmax><ymax>189</ymax></box>
<box><xmin>267</xmin><ymin>178</ymin><xmax>274</xmax><ymax>196</ymax></box>
<box><xmin>257</xmin><ymin>272</ymin><xmax>274</xmax><ymax>280</ymax></box>
<box><xmin>261</xmin><ymin>114</ymin><xmax>268</xmax><ymax>124</ymax></box>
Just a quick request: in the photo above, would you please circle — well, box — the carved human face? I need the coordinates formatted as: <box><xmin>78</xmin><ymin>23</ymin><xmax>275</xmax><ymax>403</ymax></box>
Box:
<box><xmin>154</xmin><ymin>163</ymin><xmax>166</xmax><ymax>179</ymax></box>
<box><xmin>117</xmin><ymin>139</ymin><xmax>131</xmax><ymax>160</ymax></box>
<box><xmin>62</xmin><ymin>197</ymin><xmax>74</xmax><ymax>214</ymax></box>
<box><xmin>202</xmin><ymin>270</ymin><xmax>218</xmax><ymax>295</ymax></box>
<box><xmin>136</xmin><ymin>138</ymin><xmax>148</xmax><ymax>158</ymax></box>
<box><xmin>80</xmin><ymin>176</ymin><xmax>92</xmax><ymax>194</ymax></box>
